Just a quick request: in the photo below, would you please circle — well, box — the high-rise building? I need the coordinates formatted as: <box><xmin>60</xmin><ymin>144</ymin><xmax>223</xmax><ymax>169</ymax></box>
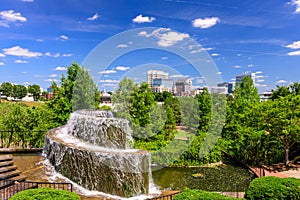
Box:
<box><xmin>235</xmin><ymin>72</ymin><xmax>256</xmax><ymax>85</ymax></box>
<box><xmin>152</xmin><ymin>78</ymin><xmax>174</xmax><ymax>93</ymax></box>
<box><xmin>175</xmin><ymin>78</ymin><xmax>192</xmax><ymax>96</ymax></box>
<box><xmin>147</xmin><ymin>70</ymin><xmax>169</xmax><ymax>88</ymax></box>
<box><xmin>217</xmin><ymin>82</ymin><xmax>234</xmax><ymax>94</ymax></box>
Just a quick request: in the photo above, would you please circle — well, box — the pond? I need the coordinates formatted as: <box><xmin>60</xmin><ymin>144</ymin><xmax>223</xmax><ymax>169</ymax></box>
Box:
<box><xmin>152</xmin><ymin>164</ymin><xmax>255</xmax><ymax>192</ymax></box>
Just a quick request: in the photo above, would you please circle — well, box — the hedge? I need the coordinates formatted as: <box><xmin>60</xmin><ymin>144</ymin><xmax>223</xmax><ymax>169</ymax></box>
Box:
<box><xmin>173</xmin><ymin>189</ymin><xmax>236</xmax><ymax>200</ymax></box>
<box><xmin>244</xmin><ymin>176</ymin><xmax>300</xmax><ymax>200</ymax></box>
<box><xmin>9</xmin><ymin>188</ymin><xmax>80</xmax><ymax>200</ymax></box>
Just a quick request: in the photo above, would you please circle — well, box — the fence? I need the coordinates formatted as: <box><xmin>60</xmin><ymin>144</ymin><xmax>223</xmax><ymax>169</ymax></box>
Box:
<box><xmin>147</xmin><ymin>192</ymin><xmax>180</xmax><ymax>200</ymax></box>
<box><xmin>0</xmin><ymin>180</ymin><xmax>72</xmax><ymax>200</ymax></box>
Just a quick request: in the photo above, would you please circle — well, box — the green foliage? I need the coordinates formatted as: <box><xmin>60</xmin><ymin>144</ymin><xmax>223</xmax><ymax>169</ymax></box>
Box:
<box><xmin>28</xmin><ymin>84</ymin><xmax>41</xmax><ymax>101</ymax></box>
<box><xmin>9</xmin><ymin>188</ymin><xmax>80</xmax><ymax>200</ymax></box>
<box><xmin>0</xmin><ymin>102</ymin><xmax>58</xmax><ymax>148</ymax></box>
<box><xmin>0</xmin><ymin>82</ymin><xmax>13</xmax><ymax>97</ymax></box>
<box><xmin>99</xmin><ymin>105</ymin><xmax>112</xmax><ymax>110</ymax></box>
<box><xmin>245</xmin><ymin>176</ymin><xmax>300</xmax><ymax>200</ymax></box>
<box><xmin>47</xmin><ymin>63</ymin><xmax>100</xmax><ymax>124</ymax></box>
<box><xmin>174</xmin><ymin>189</ymin><xmax>236</xmax><ymax>200</ymax></box>
<box><xmin>12</xmin><ymin>85</ymin><xmax>27</xmax><ymax>100</ymax></box>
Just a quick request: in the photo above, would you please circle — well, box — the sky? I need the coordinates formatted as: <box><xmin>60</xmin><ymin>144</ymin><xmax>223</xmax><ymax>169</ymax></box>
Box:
<box><xmin>0</xmin><ymin>0</ymin><xmax>300</xmax><ymax>93</ymax></box>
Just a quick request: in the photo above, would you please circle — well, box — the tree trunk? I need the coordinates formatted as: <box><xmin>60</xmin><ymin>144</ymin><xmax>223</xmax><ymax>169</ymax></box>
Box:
<box><xmin>284</xmin><ymin>147</ymin><xmax>289</xmax><ymax>166</ymax></box>
<box><xmin>6</xmin><ymin>130</ymin><xmax>13</xmax><ymax>148</ymax></box>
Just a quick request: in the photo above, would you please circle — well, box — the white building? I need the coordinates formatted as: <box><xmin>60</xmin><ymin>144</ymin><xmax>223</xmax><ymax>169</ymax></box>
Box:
<box><xmin>147</xmin><ymin>70</ymin><xmax>169</xmax><ymax>88</ymax></box>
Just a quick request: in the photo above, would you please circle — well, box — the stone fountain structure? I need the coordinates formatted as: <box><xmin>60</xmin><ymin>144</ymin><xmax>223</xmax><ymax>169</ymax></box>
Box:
<box><xmin>43</xmin><ymin>110</ymin><xmax>151</xmax><ymax>198</ymax></box>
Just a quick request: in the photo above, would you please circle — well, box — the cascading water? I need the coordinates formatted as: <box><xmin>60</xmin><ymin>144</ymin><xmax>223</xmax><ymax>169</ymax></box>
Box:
<box><xmin>43</xmin><ymin>110</ymin><xmax>151</xmax><ymax>198</ymax></box>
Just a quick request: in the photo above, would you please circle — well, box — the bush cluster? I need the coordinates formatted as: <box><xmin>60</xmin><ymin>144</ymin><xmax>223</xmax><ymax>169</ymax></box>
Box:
<box><xmin>244</xmin><ymin>176</ymin><xmax>300</xmax><ymax>200</ymax></box>
<box><xmin>9</xmin><ymin>188</ymin><xmax>80</xmax><ymax>200</ymax></box>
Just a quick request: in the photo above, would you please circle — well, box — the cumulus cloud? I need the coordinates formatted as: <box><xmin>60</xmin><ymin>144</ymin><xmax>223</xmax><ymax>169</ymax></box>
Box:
<box><xmin>44</xmin><ymin>79</ymin><xmax>59</xmax><ymax>82</ymax></box>
<box><xmin>88</xmin><ymin>13</ymin><xmax>100</xmax><ymax>21</ymax></box>
<box><xmin>276</xmin><ymin>79</ymin><xmax>287</xmax><ymax>84</ymax></box>
<box><xmin>62</xmin><ymin>53</ymin><xmax>72</xmax><ymax>57</ymax></box>
<box><xmin>117</xmin><ymin>44</ymin><xmax>128</xmax><ymax>48</ymax></box>
<box><xmin>45</xmin><ymin>52</ymin><xmax>60</xmax><ymax>58</ymax></box>
<box><xmin>291</xmin><ymin>0</ymin><xmax>300</xmax><ymax>13</ymax></box>
<box><xmin>0</xmin><ymin>10</ymin><xmax>27</xmax><ymax>27</ymax></box>
<box><xmin>99</xmin><ymin>79</ymin><xmax>119</xmax><ymax>83</ymax></box>
<box><xmin>233</xmin><ymin>65</ymin><xmax>242</xmax><ymax>68</ymax></box>
<box><xmin>0</xmin><ymin>62</ymin><xmax>4</xmax><ymax>66</ymax></box>
<box><xmin>0</xmin><ymin>53</ymin><xmax>6</xmax><ymax>57</ymax></box>
<box><xmin>161</xmin><ymin>56</ymin><xmax>168</xmax><ymax>60</ymax></box>
<box><xmin>132</xmin><ymin>14</ymin><xmax>155</xmax><ymax>23</ymax></box>
<box><xmin>49</xmin><ymin>74</ymin><xmax>58</xmax><ymax>78</ymax></box>
<box><xmin>192</xmin><ymin>17</ymin><xmax>220</xmax><ymax>29</ymax></box>
<box><xmin>287</xmin><ymin>50</ymin><xmax>300</xmax><ymax>56</ymax></box>
<box><xmin>57</xmin><ymin>35</ymin><xmax>68</xmax><ymax>40</ymax></box>
<box><xmin>211</xmin><ymin>53</ymin><xmax>219</xmax><ymax>56</ymax></box>
<box><xmin>98</xmin><ymin>70</ymin><xmax>117</xmax><ymax>74</ymax></box>
<box><xmin>3</xmin><ymin>46</ymin><xmax>42</xmax><ymax>57</ymax></box>
<box><xmin>248</xmin><ymin>64</ymin><xmax>254</xmax><ymax>67</ymax></box>
<box><xmin>55</xmin><ymin>66</ymin><xmax>67</xmax><ymax>71</ymax></box>
<box><xmin>15</xmin><ymin>59</ymin><xmax>28</xmax><ymax>63</ymax></box>
<box><xmin>116</xmin><ymin>66</ymin><xmax>130</xmax><ymax>71</ymax></box>
<box><xmin>21</xmin><ymin>0</ymin><xmax>34</xmax><ymax>2</ymax></box>
<box><xmin>138</xmin><ymin>28</ymin><xmax>189</xmax><ymax>47</ymax></box>
<box><xmin>286</xmin><ymin>40</ymin><xmax>300</xmax><ymax>49</ymax></box>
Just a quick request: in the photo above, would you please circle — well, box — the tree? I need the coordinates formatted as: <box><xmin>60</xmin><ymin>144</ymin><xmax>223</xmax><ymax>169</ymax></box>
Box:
<box><xmin>47</xmin><ymin>63</ymin><xmax>100</xmax><ymax>124</ymax></box>
<box><xmin>271</xmin><ymin>85</ymin><xmax>290</xmax><ymax>100</ymax></box>
<box><xmin>28</xmin><ymin>84</ymin><xmax>41</xmax><ymax>101</ymax></box>
<box><xmin>0</xmin><ymin>82</ymin><xmax>13</xmax><ymax>97</ymax></box>
<box><xmin>12</xmin><ymin>85</ymin><xmax>27</xmax><ymax>100</ymax></box>
<box><xmin>196</xmin><ymin>88</ymin><xmax>212</xmax><ymax>133</ymax></box>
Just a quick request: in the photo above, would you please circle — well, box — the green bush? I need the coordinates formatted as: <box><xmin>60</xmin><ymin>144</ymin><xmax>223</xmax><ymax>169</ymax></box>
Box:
<box><xmin>173</xmin><ymin>189</ymin><xmax>236</xmax><ymax>200</ymax></box>
<box><xmin>245</xmin><ymin>176</ymin><xmax>300</xmax><ymax>200</ymax></box>
<box><xmin>9</xmin><ymin>187</ymin><xmax>80</xmax><ymax>200</ymax></box>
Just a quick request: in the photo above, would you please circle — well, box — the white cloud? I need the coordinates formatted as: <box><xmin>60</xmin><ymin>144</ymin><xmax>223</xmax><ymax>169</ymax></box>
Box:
<box><xmin>286</xmin><ymin>40</ymin><xmax>300</xmax><ymax>49</ymax></box>
<box><xmin>117</xmin><ymin>44</ymin><xmax>128</xmax><ymax>48</ymax></box>
<box><xmin>192</xmin><ymin>17</ymin><xmax>220</xmax><ymax>29</ymax></box>
<box><xmin>234</xmin><ymin>65</ymin><xmax>242</xmax><ymax>68</ymax></box>
<box><xmin>62</xmin><ymin>53</ymin><xmax>72</xmax><ymax>57</ymax></box>
<box><xmin>0</xmin><ymin>62</ymin><xmax>4</xmax><ymax>66</ymax></box>
<box><xmin>116</xmin><ymin>66</ymin><xmax>130</xmax><ymax>71</ymax></box>
<box><xmin>291</xmin><ymin>0</ymin><xmax>300</xmax><ymax>13</ymax></box>
<box><xmin>49</xmin><ymin>74</ymin><xmax>58</xmax><ymax>78</ymax></box>
<box><xmin>161</xmin><ymin>56</ymin><xmax>168</xmax><ymax>60</ymax></box>
<box><xmin>287</xmin><ymin>50</ymin><xmax>300</xmax><ymax>56</ymax></box>
<box><xmin>255</xmin><ymin>71</ymin><xmax>263</xmax><ymax>74</ymax></box>
<box><xmin>99</xmin><ymin>79</ymin><xmax>119</xmax><ymax>83</ymax></box>
<box><xmin>58</xmin><ymin>35</ymin><xmax>68</xmax><ymax>40</ymax></box>
<box><xmin>3</xmin><ymin>46</ymin><xmax>42</xmax><ymax>57</ymax></box>
<box><xmin>0</xmin><ymin>10</ymin><xmax>27</xmax><ymax>22</ymax></box>
<box><xmin>248</xmin><ymin>64</ymin><xmax>254</xmax><ymax>67</ymax></box>
<box><xmin>101</xmin><ymin>83</ymin><xmax>116</xmax><ymax>87</ymax></box>
<box><xmin>88</xmin><ymin>13</ymin><xmax>100</xmax><ymax>21</ymax></box>
<box><xmin>15</xmin><ymin>59</ymin><xmax>28</xmax><ymax>63</ymax></box>
<box><xmin>211</xmin><ymin>53</ymin><xmax>219</xmax><ymax>57</ymax></box>
<box><xmin>21</xmin><ymin>0</ymin><xmax>34</xmax><ymax>2</ymax></box>
<box><xmin>216</xmin><ymin>71</ymin><xmax>222</xmax><ymax>75</ymax></box>
<box><xmin>45</xmin><ymin>52</ymin><xmax>60</xmax><ymax>58</ymax></box>
<box><xmin>132</xmin><ymin>14</ymin><xmax>155</xmax><ymax>23</ymax></box>
<box><xmin>170</xmin><ymin>74</ymin><xmax>186</xmax><ymax>78</ymax></box>
<box><xmin>276</xmin><ymin>79</ymin><xmax>287</xmax><ymax>84</ymax></box>
<box><xmin>98</xmin><ymin>70</ymin><xmax>117</xmax><ymax>74</ymax></box>
<box><xmin>44</xmin><ymin>79</ymin><xmax>59</xmax><ymax>82</ymax></box>
<box><xmin>0</xmin><ymin>21</ymin><xmax>9</xmax><ymax>28</ymax></box>
<box><xmin>138</xmin><ymin>31</ymin><xmax>148</xmax><ymax>36</ymax></box>
<box><xmin>55</xmin><ymin>66</ymin><xmax>67</xmax><ymax>71</ymax></box>
<box><xmin>237</xmin><ymin>53</ymin><xmax>243</xmax><ymax>56</ymax></box>
<box><xmin>0</xmin><ymin>53</ymin><xmax>6</xmax><ymax>57</ymax></box>
<box><xmin>256</xmin><ymin>79</ymin><xmax>265</xmax><ymax>83</ymax></box>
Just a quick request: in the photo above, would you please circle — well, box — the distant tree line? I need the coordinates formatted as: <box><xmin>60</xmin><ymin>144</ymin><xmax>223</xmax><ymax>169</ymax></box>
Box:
<box><xmin>0</xmin><ymin>82</ymin><xmax>42</xmax><ymax>101</ymax></box>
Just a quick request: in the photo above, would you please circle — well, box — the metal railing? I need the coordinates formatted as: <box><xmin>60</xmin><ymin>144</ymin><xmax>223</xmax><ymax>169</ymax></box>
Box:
<box><xmin>0</xmin><ymin>180</ymin><xmax>73</xmax><ymax>200</ymax></box>
<box><xmin>147</xmin><ymin>192</ymin><xmax>181</xmax><ymax>200</ymax></box>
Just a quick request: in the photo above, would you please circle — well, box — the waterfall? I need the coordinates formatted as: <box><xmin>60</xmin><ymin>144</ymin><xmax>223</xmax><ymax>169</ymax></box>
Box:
<box><xmin>43</xmin><ymin>110</ymin><xmax>151</xmax><ymax>198</ymax></box>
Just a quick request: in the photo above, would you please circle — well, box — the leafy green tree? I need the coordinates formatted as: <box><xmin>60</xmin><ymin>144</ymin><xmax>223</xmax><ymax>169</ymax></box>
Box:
<box><xmin>0</xmin><ymin>82</ymin><xmax>13</xmax><ymax>97</ymax></box>
<box><xmin>12</xmin><ymin>85</ymin><xmax>27</xmax><ymax>100</ymax></box>
<box><xmin>28</xmin><ymin>84</ymin><xmax>41</xmax><ymax>101</ymax></box>
<box><xmin>47</xmin><ymin>63</ymin><xmax>100</xmax><ymax>124</ymax></box>
<box><xmin>271</xmin><ymin>85</ymin><xmax>291</xmax><ymax>100</ymax></box>
<box><xmin>196</xmin><ymin>88</ymin><xmax>212</xmax><ymax>132</ymax></box>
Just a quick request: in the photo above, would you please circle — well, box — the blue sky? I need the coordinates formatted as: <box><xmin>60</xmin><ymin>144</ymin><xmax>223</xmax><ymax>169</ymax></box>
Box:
<box><xmin>0</xmin><ymin>0</ymin><xmax>300</xmax><ymax>92</ymax></box>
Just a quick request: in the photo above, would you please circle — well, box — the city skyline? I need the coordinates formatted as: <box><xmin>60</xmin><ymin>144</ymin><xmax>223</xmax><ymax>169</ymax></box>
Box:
<box><xmin>0</xmin><ymin>0</ymin><xmax>300</xmax><ymax>92</ymax></box>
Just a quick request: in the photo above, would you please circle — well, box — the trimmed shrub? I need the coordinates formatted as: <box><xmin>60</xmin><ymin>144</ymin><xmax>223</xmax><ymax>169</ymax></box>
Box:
<box><xmin>9</xmin><ymin>187</ymin><xmax>80</xmax><ymax>200</ymax></box>
<box><xmin>173</xmin><ymin>189</ymin><xmax>236</xmax><ymax>200</ymax></box>
<box><xmin>245</xmin><ymin>176</ymin><xmax>300</xmax><ymax>200</ymax></box>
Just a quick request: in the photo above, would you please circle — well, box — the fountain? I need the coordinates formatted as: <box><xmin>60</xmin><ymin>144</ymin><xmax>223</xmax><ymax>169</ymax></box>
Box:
<box><xmin>43</xmin><ymin>110</ymin><xmax>151</xmax><ymax>198</ymax></box>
